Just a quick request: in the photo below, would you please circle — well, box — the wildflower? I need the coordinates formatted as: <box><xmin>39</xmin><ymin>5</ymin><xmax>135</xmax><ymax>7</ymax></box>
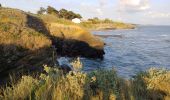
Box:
<box><xmin>91</xmin><ymin>76</ymin><xmax>96</xmax><ymax>82</ymax></box>
<box><xmin>71</xmin><ymin>57</ymin><xmax>82</xmax><ymax>71</ymax></box>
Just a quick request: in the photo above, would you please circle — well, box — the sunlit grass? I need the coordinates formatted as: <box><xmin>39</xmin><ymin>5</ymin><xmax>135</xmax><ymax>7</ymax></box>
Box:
<box><xmin>42</xmin><ymin>17</ymin><xmax>104</xmax><ymax>49</ymax></box>
<box><xmin>0</xmin><ymin>8</ymin><xmax>51</xmax><ymax>50</ymax></box>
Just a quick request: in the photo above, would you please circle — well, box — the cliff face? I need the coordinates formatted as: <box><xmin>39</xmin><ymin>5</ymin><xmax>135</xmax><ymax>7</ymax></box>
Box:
<box><xmin>0</xmin><ymin>8</ymin><xmax>105</xmax><ymax>84</ymax></box>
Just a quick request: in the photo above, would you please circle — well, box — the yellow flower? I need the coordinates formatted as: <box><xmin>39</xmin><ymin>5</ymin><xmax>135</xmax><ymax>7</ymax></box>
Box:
<box><xmin>91</xmin><ymin>76</ymin><xmax>96</xmax><ymax>82</ymax></box>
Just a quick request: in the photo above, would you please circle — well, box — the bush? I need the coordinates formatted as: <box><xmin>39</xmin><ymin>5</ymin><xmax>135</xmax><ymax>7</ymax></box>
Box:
<box><xmin>131</xmin><ymin>68</ymin><xmax>170</xmax><ymax>100</ymax></box>
<box><xmin>1</xmin><ymin>58</ymin><xmax>170</xmax><ymax>100</ymax></box>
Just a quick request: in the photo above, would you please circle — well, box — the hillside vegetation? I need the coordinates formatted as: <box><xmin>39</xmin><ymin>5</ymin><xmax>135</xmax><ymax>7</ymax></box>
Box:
<box><xmin>36</xmin><ymin>6</ymin><xmax>135</xmax><ymax>31</ymax></box>
<box><xmin>38</xmin><ymin>14</ymin><xmax>104</xmax><ymax>49</ymax></box>
<box><xmin>80</xmin><ymin>18</ymin><xmax>135</xmax><ymax>30</ymax></box>
<box><xmin>0</xmin><ymin>58</ymin><xmax>170</xmax><ymax>100</ymax></box>
<box><xmin>0</xmin><ymin>7</ymin><xmax>104</xmax><ymax>84</ymax></box>
<box><xmin>0</xmin><ymin>8</ymin><xmax>55</xmax><ymax>84</ymax></box>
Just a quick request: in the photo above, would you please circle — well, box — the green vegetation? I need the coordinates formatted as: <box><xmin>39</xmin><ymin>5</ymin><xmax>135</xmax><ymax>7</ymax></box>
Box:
<box><xmin>0</xmin><ymin>7</ymin><xmax>104</xmax><ymax>85</ymax></box>
<box><xmin>0</xmin><ymin>58</ymin><xmax>170</xmax><ymax>100</ymax></box>
<box><xmin>0</xmin><ymin>8</ymin><xmax>58</xmax><ymax>85</ymax></box>
<box><xmin>37</xmin><ymin>7</ymin><xmax>46</xmax><ymax>15</ymax></box>
<box><xmin>80</xmin><ymin>17</ymin><xmax>135</xmax><ymax>30</ymax></box>
<box><xmin>36</xmin><ymin>6</ymin><xmax>135</xmax><ymax>30</ymax></box>
<box><xmin>37</xmin><ymin>6</ymin><xmax>82</xmax><ymax>20</ymax></box>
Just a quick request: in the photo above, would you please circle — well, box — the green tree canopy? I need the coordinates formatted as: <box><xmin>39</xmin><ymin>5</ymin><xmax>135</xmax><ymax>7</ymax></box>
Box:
<box><xmin>58</xmin><ymin>8</ymin><xmax>82</xmax><ymax>20</ymax></box>
<box><xmin>38</xmin><ymin>6</ymin><xmax>82</xmax><ymax>20</ymax></box>
<box><xmin>37</xmin><ymin>7</ymin><xmax>46</xmax><ymax>14</ymax></box>
<box><xmin>47</xmin><ymin>6</ymin><xmax>59</xmax><ymax>16</ymax></box>
<box><xmin>104</xmin><ymin>18</ymin><xmax>113</xmax><ymax>23</ymax></box>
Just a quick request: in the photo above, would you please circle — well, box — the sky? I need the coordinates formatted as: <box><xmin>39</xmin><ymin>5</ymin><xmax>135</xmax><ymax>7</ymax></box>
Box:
<box><xmin>0</xmin><ymin>0</ymin><xmax>170</xmax><ymax>25</ymax></box>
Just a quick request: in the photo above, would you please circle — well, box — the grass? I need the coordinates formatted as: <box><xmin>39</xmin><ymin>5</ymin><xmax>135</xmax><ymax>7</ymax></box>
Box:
<box><xmin>0</xmin><ymin>7</ymin><xmax>56</xmax><ymax>83</ymax></box>
<box><xmin>0</xmin><ymin>8</ymin><xmax>51</xmax><ymax>50</ymax></box>
<box><xmin>39</xmin><ymin>14</ymin><xmax>104</xmax><ymax>49</ymax></box>
<box><xmin>1</xmin><ymin>58</ymin><xmax>170</xmax><ymax>100</ymax></box>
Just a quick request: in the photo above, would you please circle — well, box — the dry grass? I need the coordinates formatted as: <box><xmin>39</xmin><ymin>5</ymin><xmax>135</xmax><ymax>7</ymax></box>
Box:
<box><xmin>48</xmin><ymin>23</ymin><xmax>104</xmax><ymax>49</ymax></box>
<box><xmin>0</xmin><ymin>8</ymin><xmax>51</xmax><ymax>50</ymax></box>
<box><xmin>2</xmin><ymin>76</ymin><xmax>38</xmax><ymax>100</ymax></box>
<box><xmin>0</xmin><ymin>7</ymin><xmax>54</xmax><ymax>82</ymax></box>
<box><xmin>39</xmin><ymin>14</ymin><xmax>104</xmax><ymax>49</ymax></box>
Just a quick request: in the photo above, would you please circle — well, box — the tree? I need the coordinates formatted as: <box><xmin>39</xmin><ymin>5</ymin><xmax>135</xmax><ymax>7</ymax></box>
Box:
<box><xmin>37</xmin><ymin>7</ymin><xmax>46</xmax><ymax>14</ymax></box>
<box><xmin>59</xmin><ymin>9</ymin><xmax>82</xmax><ymax>20</ymax></box>
<box><xmin>75</xmin><ymin>14</ymin><xmax>82</xmax><ymax>19</ymax></box>
<box><xmin>88</xmin><ymin>17</ymin><xmax>100</xmax><ymax>24</ymax></box>
<box><xmin>0</xmin><ymin>4</ymin><xmax>1</xmax><ymax>7</ymax></box>
<box><xmin>47</xmin><ymin>6</ymin><xmax>59</xmax><ymax>16</ymax></box>
<box><xmin>104</xmin><ymin>18</ymin><xmax>113</xmax><ymax>23</ymax></box>
<box><xmin>44</xmin><ymin>6</ymin><xmax>82</xmax><ymax>20</ymax></box>
<box><xmin>59</xmin><ymin>9</ymin><xmax>68</xmax><ymax>19</ymax></box>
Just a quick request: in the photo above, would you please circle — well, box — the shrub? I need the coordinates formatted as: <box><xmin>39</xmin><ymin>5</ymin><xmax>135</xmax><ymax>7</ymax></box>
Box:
<box><xmin>131</xmin><ymin>68</ymin><xmax>170</xmax><ymax>100</ymax></box>
<box><xmin>1</xmin><ymin>58</ymin><xmax>169</xmax><ymax>100</ymax></box>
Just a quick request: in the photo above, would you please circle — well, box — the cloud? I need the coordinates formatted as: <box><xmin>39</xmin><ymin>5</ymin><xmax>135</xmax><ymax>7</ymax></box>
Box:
<box><xmin>98</xmin><ymin>0</ymin><xmax>108</xmax><ymax>7</ymax></box>
<box><xmin>145</xmin><ymin>11</ymin><xmax>170</xmax><ymax>18</ymax></box>
<box><xmin>119</xmin><ymin>0</ymin><xmax>150</xmax><ymax>12</ymax></box>
<box><xmin>96</xmin><ymin>8</ymin><xmax>103</xmax><ymax>15</ymax></box>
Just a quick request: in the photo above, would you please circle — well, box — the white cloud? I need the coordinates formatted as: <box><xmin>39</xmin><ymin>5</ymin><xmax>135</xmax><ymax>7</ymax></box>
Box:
<box><xmin>119</xmin><ymin>0</ymin><xmax>150</xmax><ymax>12</ymax></box>
<box><xmin>98</xmin><ymin>0</ymin><xmax>108</xmax><ymax>7</ymax></box>
<box><xmin>96</xmin><ymin>8</ymin><xmax>103</xmax><ymax>15</ymax></box>
<box><xmin>146</xmin><ymin>11</ymin><xmax>170</xmax><ymax>18</ymax></box>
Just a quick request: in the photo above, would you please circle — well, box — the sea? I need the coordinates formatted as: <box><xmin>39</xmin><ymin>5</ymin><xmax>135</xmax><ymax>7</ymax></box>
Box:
<box><xmin>58</xmin><ymin>25</ymin><xmax>170</xmax><ymax>78</ymax></box>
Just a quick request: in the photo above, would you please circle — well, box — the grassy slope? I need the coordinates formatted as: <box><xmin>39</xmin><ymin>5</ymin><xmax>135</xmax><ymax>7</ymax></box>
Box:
<box><xmin>38</xmin><ymin>14</ymin><xmax>104</xmax><ymax>49</ymax></box>
<box><xmin>0</xmin><ymin>59</ymin><xmax>169</xmax><ymax>100</ymax></box>
<box><xmin>0</xmin><ymin>8</ymin><xmax>55</xmax><ymax>76</ymax></box>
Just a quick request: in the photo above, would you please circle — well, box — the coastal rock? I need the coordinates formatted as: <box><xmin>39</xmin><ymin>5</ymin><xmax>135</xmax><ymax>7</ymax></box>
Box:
<box><xmin>53</xmin><ymin>38</ymin><xmax>105</xmax><ymax>59</ymax></box>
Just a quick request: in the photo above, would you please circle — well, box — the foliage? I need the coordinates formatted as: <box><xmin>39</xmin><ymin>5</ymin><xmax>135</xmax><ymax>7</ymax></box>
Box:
<box><xmin>81</xmin><ymin>18</ymin><xmax>135</xmax><ymax>30</ymax></box>
<box><xmin>37</xmin><ymin>7</ymin><xmax>46</xmax><ymax>14</ymax></box>
<box><xmin>58</xmin><ymin>9</ymin><xmax>82</xmax><ymax>20</ymax></box>
<box><xmin>39</xmin><ymin>6</ymin><xmax>82</xmax><ymax>20</ymax></box>
<box><xmin>47</xmin><ymin>6</ymin><xmax>59</xmax><ymax>16</ymax></box>
<box><xmin>1</xmin><ymin>56</ymin><xmax>169</xmax><ymax>100</ymax></box>
<box><xmin>131</xmin><ymin>68</ymin><xmax>170</xmax><ymax>100</ymax></box>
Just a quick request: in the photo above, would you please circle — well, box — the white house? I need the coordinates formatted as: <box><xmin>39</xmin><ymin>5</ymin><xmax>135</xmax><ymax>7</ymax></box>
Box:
<box><xmin>72</xmin><ymin>18</ymin><xmax>81</xmax><ymax>24</ymax></box>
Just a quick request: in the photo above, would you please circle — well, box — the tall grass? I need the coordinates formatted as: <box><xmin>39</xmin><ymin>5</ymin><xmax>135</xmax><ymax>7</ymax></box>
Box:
<box><xmin>1</xmin><ymin>58</ymin><xmax>169</xmax><ymax>100</ymax></box>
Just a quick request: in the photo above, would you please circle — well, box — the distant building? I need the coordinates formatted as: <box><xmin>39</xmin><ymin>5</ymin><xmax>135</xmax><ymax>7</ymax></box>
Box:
<box><xmin>72</xmin><ymin>18</ymin><xmax>81</xmax><ymax>23</ymax></box>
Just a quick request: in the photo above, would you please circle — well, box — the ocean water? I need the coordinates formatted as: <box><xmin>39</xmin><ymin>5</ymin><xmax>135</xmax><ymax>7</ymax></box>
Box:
<box><xmin>58</xmin><ymin>25</ymin><xmax>170</xmax><ymax>78</ymax></box>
